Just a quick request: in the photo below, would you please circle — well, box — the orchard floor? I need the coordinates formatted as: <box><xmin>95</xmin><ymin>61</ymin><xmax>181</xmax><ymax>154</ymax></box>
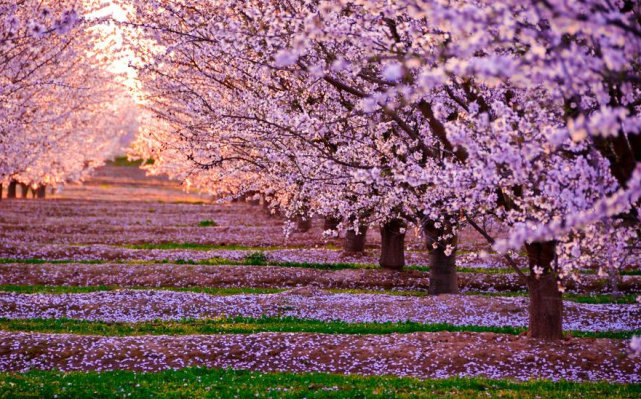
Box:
<box><xmin>0</xmin><ymin>163</ymin><xmax>640</xmax><ymax>398</ymax></box>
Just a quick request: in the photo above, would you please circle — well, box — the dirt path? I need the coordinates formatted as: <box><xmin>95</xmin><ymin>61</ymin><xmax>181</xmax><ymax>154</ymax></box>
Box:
<box><xmin>2</xmin><ymin>263</ymin><xmax>639</xmax><ymax>294</ymax></box>
<box><xmin>1</xmin><ymin>331</ymin><xmax>638</xmax><ymax>382</ymax></box>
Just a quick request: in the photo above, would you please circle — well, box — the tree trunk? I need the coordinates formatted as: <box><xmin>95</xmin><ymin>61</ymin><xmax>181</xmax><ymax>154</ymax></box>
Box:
<box><xmin>246</xmin><ymin>191</ymin><xmax>260</xmax><ymax>206</ymax></box>
<box><xmin>604</xmin><ymin>264</ymin><xmax>622</xmax><ymax>300</ymax></box>
<box><xmin>269</xmin><ymin>204</ymin><xmax>282</xmax><ymax>217</ymax></box>
<box><xmin>7</xmin><ymin>181</ymin><xmax>17</xmax><ymax>199</ymax></box>
<box><xmin>323</xmin><ymin>217</ymin><xmax>340</xmax><ymax>232</ymax></box>
<box><xmin>261</xmin><ymin>195</ymin><xmax>269</xmax><ymax>210</ymax></box>
<box><xmin>261</xmin><ymin>195</ymin><xmax>275</xmax><ymax>215</ymax></box>
<box><xmin>379</xmin><ymin>219</ymin><xmax>406</xmax><ymax>270</ymax></box>
<box><xmin>0</xmin><ymin>183</ymin><xmax>2</xmax><ymax>201</ymax></box>
<box><xmin>525</xmin><ymin>241</ymin><xmax>563</xmax><ymax>340</ymax></box>
<box><xmin>20</xmin><ymin>183</ymin><xmax>29</xmax><ymax>199</ymax></box>
<box><xmin>296</xmin><ymin>215</ymin><xmax>312</xmax><ymax>232</ymax></box>
<box><xmin>36</xmin><ymin>185</ymin><xmax>47</xmax><ymax>199</ymax></box>
<box><xmin>424</xmin><ymin>220</ymin><xmax>459</xmax><ymax>295</ymax></box>
<box><xmin>344</xmin><ymin>225</ymin><xmax>368</xmax><ymax>253</ymax></box>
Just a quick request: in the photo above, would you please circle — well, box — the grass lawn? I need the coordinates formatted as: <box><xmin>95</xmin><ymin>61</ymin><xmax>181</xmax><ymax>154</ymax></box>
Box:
<box><xmin>107</xmin><ymin>156</ymin><xmax>154</xmax><ymax>167</ymax></box>
<box><xmin>0</xmin><ymin>367</ymin><xmax>639</xmax><ymax>398</ymax></box>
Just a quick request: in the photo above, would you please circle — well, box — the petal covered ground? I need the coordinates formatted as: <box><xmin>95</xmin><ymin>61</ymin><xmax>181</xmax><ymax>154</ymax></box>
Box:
<box><xmin>0</xmin><ymin>164</ymin><xmax>639</xmax><ymax>386</ymax></box>
<box><xmin>0</xmin><ymin>288</ymin><xmax>639</xmax><ymax>331</ymax></box>
<box><xmin>1</xmin><ymin>331</ymin><xmax>639</xmax><ymax>382</ymax></box>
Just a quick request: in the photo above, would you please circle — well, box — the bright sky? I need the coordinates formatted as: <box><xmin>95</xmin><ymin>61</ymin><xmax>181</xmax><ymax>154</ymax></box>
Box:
<box><xmin>92</xmin><ymin>2</ymin><xmax>142</xmax><ymax>100</ymax></box>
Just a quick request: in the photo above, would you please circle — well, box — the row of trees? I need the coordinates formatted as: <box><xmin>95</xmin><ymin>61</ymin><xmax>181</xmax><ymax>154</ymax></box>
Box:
<box><xmin>122</xmin><ymin>0</ymin><xmax>641</xmax><ymax>341</ymax></box>
<box><xmin>0</xmin><ymin>0</ymin><xmax>132</xmax><ymax>200</ymax></box>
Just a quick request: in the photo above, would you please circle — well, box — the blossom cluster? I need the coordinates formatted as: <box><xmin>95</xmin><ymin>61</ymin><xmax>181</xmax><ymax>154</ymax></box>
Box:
<box><xmin>121</xmin><ymin>0</ymin><xmax>641</xmax><ymax>283</ymax></box>
<box><xmin>0</xmin><ymin>1</ymin><xmax>133</xmax><ymax>191</ymax></box>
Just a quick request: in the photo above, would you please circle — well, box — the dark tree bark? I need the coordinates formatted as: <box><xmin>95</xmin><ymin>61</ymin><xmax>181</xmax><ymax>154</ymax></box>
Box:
<box><xmin>323</xmin><ymin>217</ymin><xmax>340</xmax><ymax>232</ymax></box>
<box><xmin>344</xmin><ymin>225</ymin><xmax>368</xmax><ymax>253</ymax></box>
<box><xmin>424</xmin><ymin>220</ymin><xmax>459</xmax><ymax>294</ymax></box>
<box><xmin>20</xmin><ymin>183</ymin><xmax>29</xmax><ymax>199</ymax></box>
<box><xmin>269</xmin><ymin>204</ymin><xmax>282</xmax><ymax>217</ymax></box>
<box><xmin>7</xmin><ymin>181</ymin><xmax>18</xmax><ymax>199</ymax></box>
<box><xmin>525</xmin><ymin>241</ymin><xmax>563</xmax><ymax>341</ymax></box>
<box><xmin>379</xmin><ymin>219</ymin><xmax>406</xmax><ymax>270</ymax></box>
<box><xmin>607</xmin><ymin>267</ymin><xmax>622</xmax><ymax>300</ymax></box>
<box><xmin>36</xmin><ymin>185</ymin><xmax>47</xmax><ymax>199</ymax></box>
<box><xmin>246</xmin><ymin>191</ymin><xmax>260</xmax><ymax>206</ymax></box>
<box><xmin>260</xmin><ymin>196</ymin><xmax>282</xmax><ymax>217</ymax></box>
<box><xmin>261</xmin><ymin>195</ymin><xmax>274</xmax><ymax>214</ymax></box>
<box><xmin>296</xmin><ymin>215</ymin><xmax>312</xmax><ymax>232</ymax></box>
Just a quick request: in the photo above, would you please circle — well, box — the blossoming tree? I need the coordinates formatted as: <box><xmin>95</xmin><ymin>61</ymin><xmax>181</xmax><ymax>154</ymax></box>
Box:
<box><xmin>0</xmin><ymin>0</ymin><xmax>130</xmax><ymax>199</ymax></box>
<box><xmin>122</xmin><ymin>0</ymin><xmax>641</xmax><ymax>340</ymax></box>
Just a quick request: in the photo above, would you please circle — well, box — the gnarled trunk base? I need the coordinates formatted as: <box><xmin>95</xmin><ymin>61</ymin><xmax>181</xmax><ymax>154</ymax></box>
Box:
<box><xmin>379</xmin><ymin>220</ymin><xmax>405</xmax><ymax>270</ymax></box>
<box><xmin>296</xmin><ymin>216</ymin><xmax>312</xmax><ymax>233</ymax></box>
<box><xmin>323</xmin><ymin>217</ymin><xmax>340</xmax><ymax>232</ymax></box>
<box><xmin>7</xmin><ymin>181</ymin><xmax>17</xmax><ymax>199</ymax></box>
<box><xmin>527</xmin><ymin>274</ymin><xmax>563</xmax><ymax>340</ymax></box>
<box><xmin>424</xmin><ymin>220</ymin><xmax>459</xmax><ymax>295</ymax></box>
<box><xmin>344</xmin><ymin>226</ymin><xmax>368</xmax><ymax>253</ymax></box>
<box><xmin>246</xmin><ymin>191</ymin><xmax>260</xmax><ymax>206</ymax></box>
<box><xmin>429</xmin><ymin>246</ymin><xmax>459</xmax><ymax>294</ymax></box>
<box><xmin>269</xmin><ymin>205</ymin><xmax>282</xmax><ymax>218</ymax></box>
<box><xmin>261</xmin><ymin>196</ymin><xmax>279</xmax><ymax>216</ymax></box>
<box><xmin>36</xmin><ymin>185</ymin><xmax>47</xmax><ymax>199</ymax></box>
<box><xmin>525</xmin><ymin>241</ymin><xmax>563</xmax><ymax>340</ymax></box>
<box><xmin>20</xmin><ymin>183</ymin><xmax>29</xmax><ymax>199</ymax></box>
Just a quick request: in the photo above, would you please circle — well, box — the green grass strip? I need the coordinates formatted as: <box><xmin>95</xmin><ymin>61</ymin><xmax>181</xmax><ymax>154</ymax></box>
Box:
<box><xmin>465</xmin><ymin>291</ymin><xmax>640</xmax><ymax>305</ymax></box>
<box><xmin>0</xmin><ymin>317</ymin><xmax>637</xmax><ymax>339</ymax></box>
<box><xmin>122</xmin><ymin>243</ymin><xmax>300</xmax><ymax>251</ymax></box>
<box><xmin>0</xmin><ymin>367</ymin><xmax>639</xmax><ymax>399</ymax></box>
<box><xmin>0</xmin><ymin>285</ymin><xmax>638</xmax><ymax>304</ymax></box>
<box><xmin>2</xmin><ymin>257</ymin><xmax>640</xmax><ymax>275</ymax></box>
<box><xmin>0</xmin><ymin>257</ymin><xmax>378</xmax><ymax>271</ymax></box>
<box><xmin>197</xmin><ymin>219</ymin><xmax>219</xmax><ymax>227</ymax></box>
<box><xmin>107</xmin><ymin>156</ymin><xmax>154</xmax><ymax>167</ymax></box>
